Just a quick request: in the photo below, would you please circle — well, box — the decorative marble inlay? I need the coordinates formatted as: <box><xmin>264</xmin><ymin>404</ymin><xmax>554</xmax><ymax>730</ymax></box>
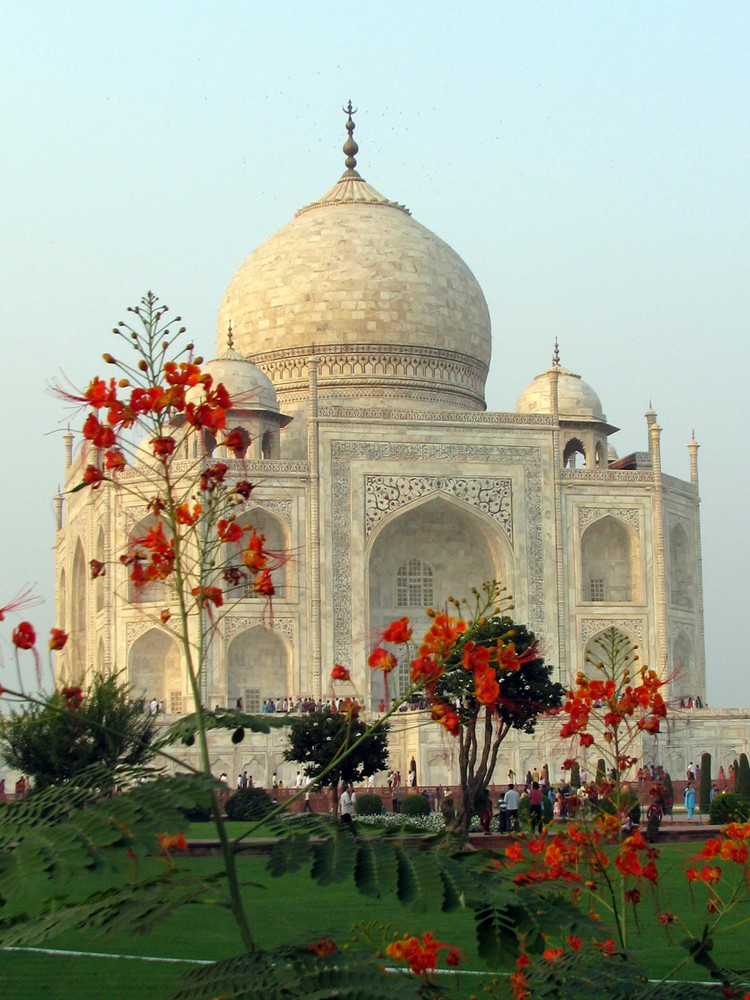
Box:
<box><xmin>578</xmin><ymin>506</ymin><xmax>641</xmax><ymax>534</ymax></box>
<box><xmin>224</xmin><ymin>616</ymin><xmax>294</xmax><ymax>642</ymax></box>
<box><xmin>365</xmin><ymin>475</ymin><xmax>512</xmax><ymax>541</ymax></box>
<box><xmin>331</xmin><ymin>440</ymin><xmax>543</xmax><ymax>667</ymax></box>
<box><xmin>581</xmin><ymin>618</ymin><xmax>645</xmax><ymax>644</ymax></box>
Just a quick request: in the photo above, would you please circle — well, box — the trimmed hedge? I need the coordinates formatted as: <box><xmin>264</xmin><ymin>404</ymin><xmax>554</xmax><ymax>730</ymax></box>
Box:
<box><xmin>518</xmin><ymin>794</ymin><xmax>553</xmax><ymax>827</ymax></box>
<box><xmin>400</xmin><ymin>794</ymin><xmax>430</xmax><ymax>817</ymax></box>
<box><xmin>224</xmin><ymin>786</ymin><xmax>274</xmax><ymax>822</ymax></box>
<box><xmin>355</xmin><ymin>793</ymin><xmax>384</xmax><ymax>816</ymax></box>
<box><xmin>709</xmin><ymin>791</ymin><xmax>750</xmax><ymax>825</ymax></box>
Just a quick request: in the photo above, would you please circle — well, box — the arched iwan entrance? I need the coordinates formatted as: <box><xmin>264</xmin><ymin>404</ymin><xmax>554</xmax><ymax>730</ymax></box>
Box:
<box><xmin>367</xmin><ymin>495</ymin><xmax>512</xmax><ymax>702</ymax></box>
<box><xmin>227</xmin><ymin>625</ymin><xmax>290</xmax><ymax>713</ymax></box>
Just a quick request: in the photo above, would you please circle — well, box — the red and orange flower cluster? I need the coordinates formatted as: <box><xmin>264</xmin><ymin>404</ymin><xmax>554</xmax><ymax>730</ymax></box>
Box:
<box><xmin>367</xmin><ymin>609</ymin><xmax>539</xmax><ymax>738</ymax></box>
<box><xmin>385</xmin><ymin>931</ymin><xmax>461</xmax><ymax>977</ymax></box>
<box><xmin>560</xmin><ymin>666</ymin><xmax>666</xmax><ymax>755</ymax></box>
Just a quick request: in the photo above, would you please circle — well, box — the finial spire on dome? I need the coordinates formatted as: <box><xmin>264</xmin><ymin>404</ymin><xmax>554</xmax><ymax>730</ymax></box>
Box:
<box><xmin>552</xmin><ymin>339</ymin><xmax>560</xmax><ymax>367</ymax></box>
<box><xmin>342</xmin><ymin>100</ymin><xmax>360</xmax><ymax>176</ymax></box>
<box><xmin>227</xmin><ymin>320</ymin><xmax>234</xmax><ymax>351</ymax></box>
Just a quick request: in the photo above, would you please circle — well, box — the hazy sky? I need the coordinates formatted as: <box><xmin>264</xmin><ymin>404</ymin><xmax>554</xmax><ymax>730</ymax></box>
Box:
<box><xmin>1</xmin><ymin>2</ymin><xmax>748</xmax><ymax>707</ymax></box>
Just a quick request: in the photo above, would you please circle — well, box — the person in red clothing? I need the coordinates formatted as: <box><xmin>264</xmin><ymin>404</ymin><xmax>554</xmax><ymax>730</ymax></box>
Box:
<box><xmin>528</xmin><ymin>781</ymin><xmax>544</xmax><ymax>832</ymax></box>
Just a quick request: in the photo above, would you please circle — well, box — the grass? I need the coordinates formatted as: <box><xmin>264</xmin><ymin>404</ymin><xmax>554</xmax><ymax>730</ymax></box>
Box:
<box><xmin>2</xmin><ymin>842</ymin><xmax>749</xmax><ymax>999</ymax></box>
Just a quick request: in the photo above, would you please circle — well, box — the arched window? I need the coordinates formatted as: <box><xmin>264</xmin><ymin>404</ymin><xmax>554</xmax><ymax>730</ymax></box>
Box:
<box><xmin>396</xmin><ymin>559</ymin><xmax>434</xmax><ymax>607</ymax></box>
<box><xmin>581</xmin><ymin>515</ymin><xmax>640</xmax><ymax>603</ymax></box>
<box><xmin>71</xmin><ymin>540</ymin><xmax>87</xmax><ymax>674</ymax></box>
<box><xmin>564</xmin><ymin>438</ymin><xmax>586</xmax><ymax>468</ymax></box>
<box><xmin>95</xmin><ymin>528</ymin><xmax>106</xmax><ymax>612</ymax></box>
<box><xmin>128</xmin><ymin>627</ymin><xmax>182</xmax><ymax>711</ymax></box>
<box><xmin>127</xmin><ymin>515</ymin><xmax>173</xmax><ymax>604</ymax></box>
<box><xmin>223</xmin><ymin>507</ymin><xmax>288</xmax><ymax>601</ymax></box>
<box><xmin>227</xmin><ymin>626</ymin><xmax>289</xmax><ymax>711</ymax></box>
<box><xmin>669</xmin><ymin>524</ymin><xmax>694</xmax><ymax>608</ymax></box>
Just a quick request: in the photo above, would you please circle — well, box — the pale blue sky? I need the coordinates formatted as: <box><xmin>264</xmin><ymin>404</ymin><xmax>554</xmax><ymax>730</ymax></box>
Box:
<box><xmin>1</xmin><ymin>2</ymin><xmax>748</xmax><ymax>706</ymax></box>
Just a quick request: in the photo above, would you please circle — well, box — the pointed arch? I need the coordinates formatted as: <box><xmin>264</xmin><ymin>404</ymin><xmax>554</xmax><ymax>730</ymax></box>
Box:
<box><xmin>95</xmin><ymin>527</ymin><xmax>106</xmax><ymax>612</ymax></box>
<box><xmin>226</xmin><ymin>625</ymin><xmax>290</xmax><ymax>712</ymax></box>
<box><xmin>128</xmin><ymin>627</ymin><xmax>182</xmax><ymax>710</ymax></box>
<box><xmin>367</xmin><ymin>493</ymin><xmax>513</xmax><ymax>700</ymax></box>
<box><xmin>96</xmin><ymin>636</ymin><xmax>106</xmax><ymax>673</ymax></box>
<box><xmin>581</xmin><ymin>515</ymin><xmax>641</xmax><ymax>603</ymax></box>
<box><xmin>127</xmin><ymin>514</ymin><xmax>173</xmax><ymax>603</ymax></box>
<box><xmin>71</xmin><ymin>539</ymin><xmax>87</xmax><ymax>676</ymax></box>
<box><xmin>669</xmin><ymin>523</ymin><xmax>694</xmax><ymax>608</ymax></box>
<box><xmin>672</xmin><ymin>629</ymin><xmax>695</xmax><ymax>697</ymax></box>
<box><xmin>224</xmin><ymin>506</ymin><xmax>289</xmax><ymax>600</ymax></box>
<box><xmin>564</xmin><ymin>438</ymin><xmax>586</xmax><ymax>468</ymax></box>
<box><xmin>582</xmin><ymin>625</ymin><xmax>639</xmax><ymax>681</ymax></box>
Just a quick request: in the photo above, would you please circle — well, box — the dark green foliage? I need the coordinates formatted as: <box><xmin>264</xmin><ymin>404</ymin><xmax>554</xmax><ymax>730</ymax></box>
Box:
<box><xmin>737</xmin><ymin>753</ymin><xmax>750</xmax><ymax>799</ymax></box>
<box><xmin>663</xmin><ymin>772</ymin><xmax>675</xmax><ymax>814</ymax></box>
<box><xmin>0</xmin><ymin>673</ymin><xmax>157</xmax><ymax>788</ymax></box>
<box><xmin>354</xmin><ymin>793</ymin><xmax>383</xmax><ymax>816</ymax></box>
<box><xmin>400</xmin><ymin>794</ymin><xmax>430</xmax><ymax>817</ymax></box>
<box><xmin>599</xmin><ymin>790</ymin><xmax>641</xmax><ymax>825</ymax></box>
<box><xmin>283</xmin><ymin>709</ymin><xmax>389</xmax><ymax>790</ymax></box>
<box><xmin>170</xmin><ymin>943</ymin><xmax>419</xmax><ymax>1000</ymax></box>
<box><xmin>0</xmin><ymin>771</ymin><xmax>220</xmax><ymax>946</ymax></box>
<box><xmin>160</xmin><ymin>708</ymin><xmax>289</xmax><ymax>750</ymax></box>
<box><xmin>438</xmin><ymin>616</ymin><xmax>565</xmax><ymax>733</ymax></box>
<box><xmin>224</xmin><ymin>787</ymin><xmax>274</xmax><ymax>822</ymax></box>
<box><xmin>596</xmin><ymin>758</ymin><xmax>607</xmax><ymax>783</ymax></box>
<box><xmin>518</xmin><ymin>794</ymin><xmax>553</xmax><ymax>826</ymax></box>
<box><xmin>709</xmin><ymin>791</ymin><xmax>750</xmax><ymax>825</ymax></box>
<box><xmin>570</xmin><ymin>761</ymin><xmax>581</xmax><ymax>788</ymax></box>
<box><xmin>699</xmin><ymin>752</ymin><xmax>712</xmax><ymax>814</ymax></box>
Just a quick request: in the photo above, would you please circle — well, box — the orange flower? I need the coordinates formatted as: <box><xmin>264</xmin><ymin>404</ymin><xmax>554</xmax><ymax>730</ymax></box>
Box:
<box><xmin>48</xmin><ymin>628</ymin><xmax>68</xmax><ymax>651</ymax></box>
<box><xmin>385</xmin><ymin>931</ymin><xmax>460</xmax><ymax>977</ymax></box>
<box><xmin>83</xmin><ymin>412</ymin><xmax>117</xmax><ymax>449</ymax></box>
<box><xmin>12</xmin><ymin>621</ymin><xmax>36</xmax><ymax>650</ymax></box>
<box><xmin>175</xmin><ymin>503</ymin><xmax>202</xmax><ymax>526</ymax></box>
<box><xmin>160</xmin><ymin>609</ymin><xmax>171</xmax><ymax>623</ymax></box>
<box><xmin>474</xmin><ymin>666</ymin><xmax>500</xmax><ymax>705</ymax></box>
<box><xmin>382</xmin><ymin>617</ymin><xmax>413</xmax><ymax>644</ymax></box>
<box><xmin>308</xmin><ymin>937</ymin><xmax>338</xmax><ymax>956</ymax></box>
<box><xmin>505</xmin><ymin>842</ymin><xmax>524</xmax><ymax>863</ymax></box>
<box><xmin>331</xmin><ymin>664</ymin><xmax>351</xmax><ymax>682</ymax></box>
<box><xmin>158</xmin><ymin>832</ymin><xmax>188</xmax><ymax>853</ymax></box>
<box><xmin>419</xmin><ymin>614</ymin><xmax>467</xmax><ymax>658</ymax></box>
<box><xmin>368</xmin><ymin>647</ymin><xmax>397</xmax><ymax>674</ymax></box>
<box><xmin>410</xmin><ymin>654</ymin><xmax>442</xmax><ymax>685</ymax></box>
<box><xmin>431</xmin><ymin>700</ymin><xmax>461</xmax><ymax>736</ymax></box>
<box><xmin>543</xmin><ymin>948</ymin><xmax>564</xmax><ymax>963</ymax></box>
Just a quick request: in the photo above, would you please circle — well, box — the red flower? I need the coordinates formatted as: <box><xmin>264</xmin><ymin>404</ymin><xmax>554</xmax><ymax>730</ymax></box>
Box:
<box><xmin>579</xmin><ymin>732</ymin><xmax>594</xmax><ymax>747</ymax></box>
<box><xmin>90</xmin><ymin>559</ymin><xmax>106</xmax><ymax>579</ymax></box>
<box><xmin>368</xmin><ymin>647</ymin><xmax>397</xmax><ymax>674</ymax></box>
<box><xmin>253</xmin><ymin>570</ymin><xmax>275</xmax><ymax>596</ymax></box>
<box><xmin>104</xmin><ymin>448</ymin><xmax>126</xmax><ymax>471</ymax></box>
<box><xmin>158</xmin><ymin>832</ymin><xmax>188</xmax><ymax>853</ymax></box>
<box><xmin>234</xmin><ymin>480</ymin><xmax>255</xmax><ymax>500</ymax></box>
<box><xmin>61</xmin><ymin>685</ymin><xmax>83</xmax><ymax>709</ymax></box>
<box><xmin>151</xmin><ymin>436</ymin><xmax>176</xmax><ymax>459</ymax></box>
<box><xmin>12</xmin><ymin>621</ymin><xmax>36</xmax><ymax>650</ymax></box>
<box><xmin>218</xmin><ymin>519</ymin><xmax>244</xmax><ymax>543</ymax></box>
<box><xmin>224</xmin><ymin>429</ymin><xmax>245</xmax><ymax>452</ymax></box>
<box><xmin>83</xmin><ymin>412</ymin><xmax>117</xmax><ymax>449</ymax></box>
<box><xmin>567</xmin><ymin>935</ymin><xmax>583</xmax><ymax>952</ymax></box>
<box><xmin>48</xmin><ymin>628</ymin><xmax>68</xmax><ymax>651</ymax></box>
<box><xmin>308</xmin><ymin>937</ymin><xmax>338</xmax><ymax>956</ymax></box>
<box><xmin>191</xmin><ymin>586</ymin><xmax>223</xmax><ymax>608</ymax></box>
<box><xmin>431</xmin><ymin>700</ymin><xmax>461</xmax><ymax>736</ymax></box>
<box><xmin>175</xmin><ymin>503</ymin><xmax>202</xmax><ymax>525</ymax></box>
<box><xmin>382</xmin><ymin>617</ymin><xmax>413</xmax><ymax>644</ymax></box>
<box><xmin>331</xmin><ymin>664</ymin><xmax>351</xmax><ymax>682</ymax></box>
<box><xmin>410</xmin><ymin>654</ymin><xmax>442</xmax><ymax>685</ymax></box>
<box><xmin>82</xmin><ymin>464</ymin><xmax>105</xmax><ymax>488</ymax></box>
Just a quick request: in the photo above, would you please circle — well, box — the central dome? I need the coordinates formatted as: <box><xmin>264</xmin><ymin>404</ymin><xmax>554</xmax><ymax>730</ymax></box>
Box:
<box><xmin>216</xmin><ymin>112</ymin><xmax>491</xmax><ymax>411</ymax></box>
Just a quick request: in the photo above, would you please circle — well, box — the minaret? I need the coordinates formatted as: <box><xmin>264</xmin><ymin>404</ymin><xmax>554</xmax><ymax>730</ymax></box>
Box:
<box><xmin>688</xmin><ymin>430</ymin><xmax>700</xmax><ymax>486</ymax></box>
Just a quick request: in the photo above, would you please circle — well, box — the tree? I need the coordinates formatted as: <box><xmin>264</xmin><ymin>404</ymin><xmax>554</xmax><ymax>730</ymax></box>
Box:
<box><xmin>434</xmin><ymin>612</ymin><xmax>565</xmax><ymax>837</ymax></box>
<box><xmin>0</xmin><ymin>672</ymin><xmax>157</xmax><ymax>788</ymax></box>
<box><xmin>737</xmin><ymin>752</ymin><xmax>750</xmax><ymax>799</ymax></box>
<box><xmin>699</xmin><ymin>751</ymin><xmax>712</xmax><ymax>815</ymax></box>
<box><xmin>284</xmin><ymin>707</ymin><xmax>389</xmax><ymax>812</ymax></box>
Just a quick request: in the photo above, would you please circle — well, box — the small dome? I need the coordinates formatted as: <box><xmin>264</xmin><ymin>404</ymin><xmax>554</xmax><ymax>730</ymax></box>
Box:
<box><xmin>203</xmin><ymin>347</ymin><xmax>280</xmax><ymax>413</ymax></box>
<box><xmin>607</xmin><ymin>443</ymin><xmax>619</xmax><ymax>462</ymax></box>
<box><xmin>516</xmin><ymin>365</ymin><xmax>606</xmax><ymax>422</ymax></box>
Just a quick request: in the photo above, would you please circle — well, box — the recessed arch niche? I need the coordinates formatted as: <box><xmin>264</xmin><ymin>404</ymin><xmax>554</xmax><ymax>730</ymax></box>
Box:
<box><xmin>225</xmin><ymin>507</ymin><xmax>289</xmax><ymax>600</ymax></box>
<box><xmin>128</xmin><ymin>627</ymin><xmax>182</xmax><ymax>708</ymax></box>
<box><xmin>71</xmin><ymin>539</ymin><xmax>87</xmax><ymax>675</ymax></box>
<box><xmin>669</xmin><ymin>523</ymin><xmax>694</xmax><ymax>609</ymax></box>
<box><xmin>226</xmin><ymin>625</ymin><xmax>290</xmax><ymax>711</ymax></box>
<box><xmin>367</xmin><ymin>494</ymin><xmax>512</xmax><ymax>701</ymax></box>
<box><xmin>672</xmin><ymin>630</ymin><xmax>695</xmax><ymax>698</ymax></box>
<box><xmin>582</xmin><ymin>626</ymin><xmax>639</xmax><ymax>682</ymax></box>
<box><xmin>581</xmin><ymin>515</ymin><xmax>641</xmax><ymax>603</ymax></box>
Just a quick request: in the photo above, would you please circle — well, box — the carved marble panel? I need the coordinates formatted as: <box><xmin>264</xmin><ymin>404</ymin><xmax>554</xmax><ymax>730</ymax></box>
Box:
<box><xmin>224</xmin><ymin>616</ymin><xmax>294</xmax><ymax>642</ymax></box>
<box><xmin>581</xmin><ymin>618</ymin><xmax>645</xmax><ymax>644</ymax></box>
<box><xmin>332</xmin><ymin>440</ymin><xmax>543</xmax><ymax>667</ymax></box>
<box><xmin>365</xmin><ymin>475</ymin><xmax>512</xmax><ymax>541</ymax></box>
<box><xmin>578</xmin><ymin>506</ymin><xmax>641</xmax><ymax>534</ymax></box>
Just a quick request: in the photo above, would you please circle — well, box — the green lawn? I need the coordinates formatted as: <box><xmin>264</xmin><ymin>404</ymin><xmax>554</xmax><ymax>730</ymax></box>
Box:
<box><xmin>2</xmin><ymin>843</ymin><xmax>748</xmax><ymax>999</ymax></box>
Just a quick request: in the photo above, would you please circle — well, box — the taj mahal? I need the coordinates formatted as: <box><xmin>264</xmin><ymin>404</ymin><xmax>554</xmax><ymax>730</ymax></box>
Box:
<box><xmin>52</xmin><ymin>107</ymin><xmax>749</xmax><ymax>787</ymax></box>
